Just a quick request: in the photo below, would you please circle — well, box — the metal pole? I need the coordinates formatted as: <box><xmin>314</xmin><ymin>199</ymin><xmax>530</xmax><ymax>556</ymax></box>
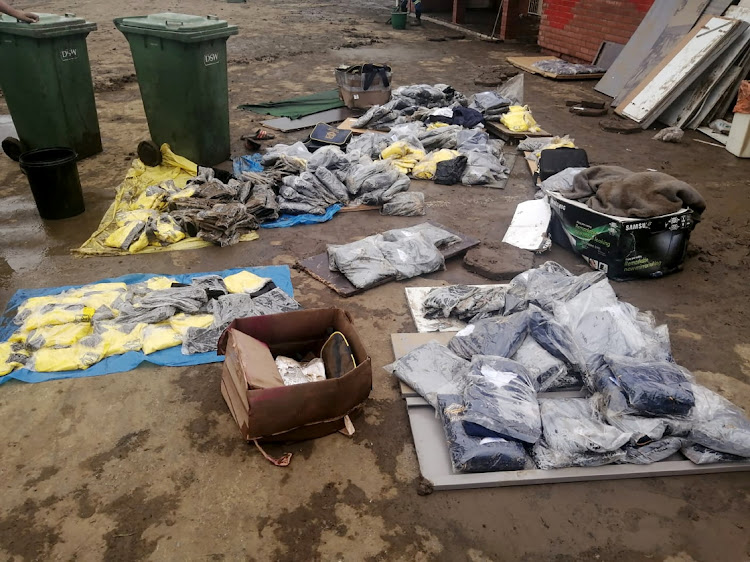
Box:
<box><xmin>490</xmin><ymin>0</ymin><xmax>504</xmax><ymax>39</ymax></box>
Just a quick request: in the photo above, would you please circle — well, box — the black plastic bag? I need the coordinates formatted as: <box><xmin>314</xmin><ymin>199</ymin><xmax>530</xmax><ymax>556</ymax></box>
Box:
<box><xmin>434</xmin><ymin>155</ymin><xmax>468</xmax><ymax>185</ymax></box>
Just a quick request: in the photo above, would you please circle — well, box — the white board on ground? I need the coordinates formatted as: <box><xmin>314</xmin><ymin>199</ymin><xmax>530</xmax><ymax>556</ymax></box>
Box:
<box><xmin>502</xmin><ymin>198</ymin><xmax>552</xmax><ymax>251</ymax></box>
<box><xmin>620</xmin><ymin>17</ymin><xmax>740</xmax><ymax>124</ymax></box>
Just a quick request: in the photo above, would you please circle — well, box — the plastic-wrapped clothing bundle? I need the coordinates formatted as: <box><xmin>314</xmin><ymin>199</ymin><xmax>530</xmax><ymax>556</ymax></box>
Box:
<box><xmin>470</xmin><ymin>91</ymin><xmax>512</xmax><ymax>114</ymax></box>
<box><xmin>352</xmin><ymin>174</ymin><xmax>410</xmax><ymax>207</ymax></box>
<box><xmin>208</xmin><ymin>293</ymin><xmax>258</xmax><ymax>327</ymax></box>
<box><xmin>418</xmin><ymin>125</ymin><xmax>460</xmax><ymax>150</ymax></box>
<box><xmin>517</xmin><ymin>137</ymin><xmax>554</xmax><ymax>153</ymax></box>
<box><xmin>190</xmin><ymin>275</ymin><xmax>229</xmax><ymax>300</ymax></box>
<box><xmin>223</xmin><ymin>271</ymin><xmax>271</xmax><ymax>295</ymax></box>
<box><xmin>141</xmin><ymin>323</ymin><xmax>183</xmax><ymax>354</ymax></box>
<box><xmin>374</xmin><ymin>233</ymin><xmax>445</xmax><ymax>280</ymax></box>
<box><xmin>346</xmin><ymin>159</ymin><xmax>398</xmax><ymax>197</ymax></box>
<box><xmin>382</xmin><ymin>223</ymin><xmax>461</xmax><ymax>248</ymax></box>
<box><xmin>532</xmin><ymin>439</ymin><xmax>626</xmax><ymax>469</ymax></box>
<box><xmin>169</xmin><ymin>313</ymin><xmax>215</xmax><ymax>337</ymax></box>
<box><xmin>314</xmin><ymin>167</ymin><xmax>350</xmax><ymax>204</ymax></box>
<box><xmin>688</xmin><ymin>385</ymin><xmax>750</xmax><ymax>458</ymax></box>
<box><xmin>306</xmin><ymin>146</ymin><xmax>351</xmax><ymax>173</ymax></box>
<box><xmin>261</xmin><ymin>141</ymin><xmax>311</xmax><ymax>167</ymax></box>
<box><xmin>540</xmin><ymin>167</ymin><xmax>586</xmax><ymax>193</ymax></box>
<box><xmin>527</xmin><ymin>306</ymin><xmax>588</xmax><ymax>378</ymax></box>
<box><xmin>593</xmin><ymin>374</ymin><xmax>690</xmax><ymax>446</ymax></box>
<box><xmin>423</xmin><ymin>285</ymin><xmax>479</xmax><ymax>318</ymax></box>
<box><xmin>95</xmin><ymin>322</ymin><xmax>145</xmax><ymax>358</ymax></box>
<box><xmin>346</xmin><ymin>133</ymin><xmax>389</xmax><ymax>161</ymax></box>
<box><xmin>380</xmin><ymin>140</ymin><xmax>426</xmax><ymax>175</ymax></box>
<box><xmin>392</xmin><ymin>84</ymin><xmax>450</xmax><ymax>108</ymax></box>
<box><xmin>25</xmin><ymin>323</ymin><xmax>93</xmax><ymax>351</ymax></box>
<box><xmin>681</xmin><ymin>443</ymin><xmax>748</xmax><ymax>465</ymax></box>
<box><xmin>461</xmin><ymin>149</ymin><xmax>509</xmax><ymax>186</ymax></box>
<box><xmin>104</xmin><ymin>220</ymin><xmax>147</xmax><ymax>252</ymax></box>
<box><xmin>623</xmin><ymin>437</ymin><xmax>684</xmax><ymax>465</ymax></box>
<box><xmin>504</xmin><ymin>261</ymin><xmax>606</xmax><ymax>316</ymax></box>
<box><xmin>412</xmin><ymin>149</ymin><xmax>461</xmax><ymax>180</ymax></box>
<box><xmin>461</xmin><ymin>355</ymin><xmax>541</xmax><ymax>443</ymax></box>
<box><xmin>380</xmin><ymin>192</ymin><xmax>426</xmax><ymax>216</ymax></box>
<box><xmin>451</xmin><ymin>286</ymin><xmax>507</xmax><ymax>323</ymax></box>
<box><xmin>383</xmin><ymin>341</ymin><xmax>470</xmax><ymax>408</ymax></box>
<box><xmin>606</xmin><ymin>355</ymin><xmax>694</xmax><ymax>417</ymax></box>
<box><xmin>448</xmin><ymin>313</ymin><xmax>529</xmax><ymax>360</ymax></box>
<box><xmin>511</xmin><ymin>336</ymin><xmax>568</xmax><ymax>392</ymax></box>
<box><xmin>152</xmin><ymin>214</ymin><xmax>186</xmax><ymax>244</ymax></box>
<box><xmin>137</xmin><ymin>286</ymin><xmax>208</xmax><ymax>313</ymax></box>
<box><xmin>182</xmin><ymin>326</ymin><xmax>223</xmax><ymax>355</ymax></box>
<box><xmin>435</xmin><ymin>155</ymin><xmax>468</xmax><ymax>185</ymax></box>
<box><xmin>0</xmin><ymin>342</ymin><xmax>28</xmax><ymax>376</ymax></box>
<box><xmin>252</xmin><ymin>288</ymin><xmax>302</xmax><ymax>316</ymax></box>
<box><xmin>500</xmin><ymin>106</ymin><xmax>540</xmax><ymax>133</ymax></box>
<box><xmin>115</xmin><ymin>302</ymin><xmax>177</xmax><ymax>325</ymax></box>
<box><xmin>328</xmin><ymin>236</ymin><xmax>398</xmax><ymax>289</ymax></box>
<box><xmin>21</xmin><ymin>303</ymin><xmax>96</xmax><ymax>332</ymax></box>
<box><xmin>538</xmin><ymin>398</ymin><xmax>631</xmax><ymax>461</ymax></box>
<box><xmin>32</xmin><ymin>336</ymin><xmax>105</xmax><ymax>372</ymax></box>
<box><xmin>276</xmin><ymin>356</ymin><xmax>326</xmax><ymax>386</ymax></box>
<box><xmin>436</xmin><ymin>393</ymin><xmax>529</xmax><ymax>473</ymax></box>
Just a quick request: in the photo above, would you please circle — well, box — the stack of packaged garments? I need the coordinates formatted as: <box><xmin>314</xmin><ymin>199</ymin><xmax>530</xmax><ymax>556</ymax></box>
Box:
<box><xmin>388</xmin><ymin>262</ymin><xmax>750</xmax><ymax>473</ymax></box>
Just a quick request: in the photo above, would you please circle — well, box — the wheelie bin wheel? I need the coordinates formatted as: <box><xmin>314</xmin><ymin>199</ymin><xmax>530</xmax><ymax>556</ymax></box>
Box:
<box><xmin>137</xmin><ymin>140</ymin><xmax>162</xmax><ymax>167</ymax></box>
<box><xmin>2</xmin><ymin>137</ymin><xmax>23</xmax><ymax>162</ymax></box>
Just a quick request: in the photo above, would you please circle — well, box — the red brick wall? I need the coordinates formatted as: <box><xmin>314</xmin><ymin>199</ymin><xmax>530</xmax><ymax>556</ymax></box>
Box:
<box><xmin>538</xmin><ymin>0</ymin><xmax>654</xmax><ymax>63</ymax></box>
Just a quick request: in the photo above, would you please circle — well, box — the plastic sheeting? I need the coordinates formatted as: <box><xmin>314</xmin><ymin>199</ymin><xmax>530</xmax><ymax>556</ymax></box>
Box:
<box><xmin>261</xmin><ymin>204</ymin><xmax>342</xmax><ymax>229</ymax></box>
<box><xmin>448</xmin><ymin>313</ymin><xmax>528</xmax><ymax>360</ymax></box>
<box><xmin>0</xmin><ymin>266</ymin><xmax>293</xmax><ymax>385</ymax></box>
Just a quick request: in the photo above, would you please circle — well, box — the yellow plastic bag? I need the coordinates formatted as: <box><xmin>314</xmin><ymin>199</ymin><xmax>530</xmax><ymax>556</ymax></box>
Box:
<box><xmin>105</xmin><ymin>221</ymin><xmax>146</xmax><ymax>251</ymax></box>
<box><xmin>26</xmin><ymin>323</ymin><xmax>93</xmax><ymax>350</ymax></box>
<box><xmin>153</xmin><ymin>214</ymin><xmax>186</xmax><ymax>244</ymax></box>
<box><xmin>145</xmin><ymin>276</ymin><xmax>175</xmax><ymax>291</ymax></box>
<box><xmin>115</xmin><ymin>209</ymin><xmax>156</xmax><ymax>227</ymax></box>
<box><xmin>381</xmin><ymin>141</ymin><xmax>426</xmax><ymax>174</ymax></box>
<box><xmin>169</xmin><ymin>313</ymin><xmax>214</xmax><ymax>337</ymax></box>
<box><xmin>33</xmin><ymin>341</ymin><xmax>104</xmax><ymax>372</ymax></box>
<box><xmin>128</xmin><ymin>231</ymin><xmax>149</xmax><ymax>254</ymax></box>
<box><xmin>97</xmin><ymin>323</ymin><xmax>146</xmax><ymax>357</ymax></box>
<box><xmin>22</xmin><ymin>305</ymin><xmax>95</xmax><ymax>332</ymax></box>
<box><xmin>141</xmin><ymin>323</ymin><xmax>183</xmax><ymax>354</ymax></box>
<box><xmin>412</xmin><ymin>149</ymin><xmax>461</xmax><ymax>180</ymax></box>
<box><xmin>223</xmin><ymin>271</ymin><xmax>271</xmax><ymax>294</ymax></box>
<box><xmin>501</xmin><ymin>105</ymin><xmax>541</xmax><ymax>133</ymax></box>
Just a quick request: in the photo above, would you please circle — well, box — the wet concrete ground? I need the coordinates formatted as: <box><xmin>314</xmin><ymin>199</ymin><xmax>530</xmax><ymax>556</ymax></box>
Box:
<box><xmin>1</xmin><ymin>0</ymin><xmax>750</xmax><ymax>560</ymax></box>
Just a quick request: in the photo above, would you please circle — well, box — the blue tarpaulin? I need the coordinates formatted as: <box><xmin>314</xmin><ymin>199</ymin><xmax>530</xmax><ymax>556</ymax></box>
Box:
<box><xmin>232</xmin><ymin>153</ymin><xmax>263</xmax><ymax>177</ymax></box>
<box><xmin>261</xmin><ymin>204</ymin><xmax>342</xmax><ymax>229</ymax></box>
<box><xmin>0</xmin><ymin>265</ymin><xmax>293</xmax><ymax>385</ymax></box>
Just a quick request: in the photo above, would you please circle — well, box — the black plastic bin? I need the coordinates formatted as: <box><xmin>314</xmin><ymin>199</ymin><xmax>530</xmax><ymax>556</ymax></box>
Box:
<box><xmin>19</xmin><ymin>147</ymin><xmax>85</xmax><ymax>220</ymax></box>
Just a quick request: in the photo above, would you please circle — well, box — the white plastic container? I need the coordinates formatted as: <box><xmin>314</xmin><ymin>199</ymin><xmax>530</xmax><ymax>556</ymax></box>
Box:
<box><xmin>726</xmin><ymin>112</ymin><xmax>750</xmax><ymax>158</ymax></box>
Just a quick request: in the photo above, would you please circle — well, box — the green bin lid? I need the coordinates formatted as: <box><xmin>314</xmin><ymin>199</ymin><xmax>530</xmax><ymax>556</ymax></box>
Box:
<box><xmin>116</xmin><ymin>13</ymin><xmax>229</xmax><ymax>32</ymax></box>
<box><xmin>0</xmin><ymin>12</ymin><xmax>96</xmax><ymax>36</ymax></box>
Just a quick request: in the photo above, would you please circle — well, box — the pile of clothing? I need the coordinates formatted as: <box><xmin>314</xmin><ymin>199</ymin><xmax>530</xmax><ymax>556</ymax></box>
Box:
<box><xmin>327</xmin><ymin>223</ymin><xmax>461</xmax><ymax>289</ymax></box>
<box><xmin>0</xmin><ymin>271</ymin><xmax>301</xmax><ymax>375</ymax></box>
<box><xmin>388</xmin><ymin>262</ymin><xmax>750</xmax><ymax>473</ymax></box>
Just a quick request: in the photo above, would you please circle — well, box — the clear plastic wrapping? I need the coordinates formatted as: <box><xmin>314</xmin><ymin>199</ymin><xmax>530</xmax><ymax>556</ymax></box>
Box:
<box><xmin>384</xmin><ymin>341</ymin><xmax>470</xmax><ymax>408</ymax></box>
<box><xmin>251</xmin><ymin>288</ymin><xmax>302</xmax><ymax>316</ymax></box>
<box><xmin>681</xmin><ymin>443</ymin><xmax>748</xmax><ymax>465</ymax></box>
<box><xmin>208</xmin><ymin>293</ymin><xmax>259</xmax><ymax>327</ymax></box>
<box><xmin>448</xmin><ymin>313</ymin><xmax>529</xmax><ymax>360</ymax></box>
<box><xmin>375</xmin><ymin>233</ymin><xmax>444</xmax><ymax>280</ymax></box>
<box><xmin>532</xmin><ymin>440</ymin><xmax>625</xmax><ymax>469</ymax></box>
<box><xmin>511</xmin><ymin>336</ymin><xmax>569</xmax><ymax>392</ymax></box>
<box><xmin>461</xmin><ymin>355</ymin><xmax>541</xmax><ymax>443</ymax></box>
<box><xmin>436</xmin><ymin>393</ymin><xmax>529</xmax><ymax>473</ymax></box>
<box><xmin>423</xmin><ymin>285</ymin><xmax>479</xmax><ymax>318</ymax></box>
<box><xmin>623</xmin><ymin>437</ymin><xmax>684</xmax><ymax>465</ymax></box>
<box><xmin>276</xmin><ymin>356</ymin><xmax>326</xmax><ymax>386</ymax></box>
<box><xmin>688</xmin><ymin>384</ymin><xmax>750</xmax><ymax>458</ymax></box>
<box><xmin>380</xmin><ymin>192</ymin><xmax>426</xmax><ymax>216</ymax></box>
<box><xmin>382</xmin><ymin>223</ymin><xmax>461</xmax><ymax>248</ymax></box>
<box><xmin>327</xmin><ymin>236</ymin><xmax>398</xmax><ymax>289</ymax></box>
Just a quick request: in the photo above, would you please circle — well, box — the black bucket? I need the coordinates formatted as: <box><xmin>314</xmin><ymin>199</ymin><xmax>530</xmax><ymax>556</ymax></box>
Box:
<box><xmin>19</xmin><ymin>147</ymin><xmax>85</xmax><ymax>220</ymax></box>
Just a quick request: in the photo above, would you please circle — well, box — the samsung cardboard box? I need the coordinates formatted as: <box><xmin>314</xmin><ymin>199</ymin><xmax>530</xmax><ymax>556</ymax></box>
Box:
<box><xmin>218</xmin><ymin>308</ymin><xmax>371</xmax><ymax>442</ymax></box>
<box><xmin>547</xmin><ymin>192</ymin><xmax>697</xmax><ymax>281</ymax></box>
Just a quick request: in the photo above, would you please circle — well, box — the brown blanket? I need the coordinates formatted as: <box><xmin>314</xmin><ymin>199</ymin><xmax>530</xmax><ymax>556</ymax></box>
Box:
<box><xmin>567</xmin><ymin>166</ymin><xmax>706</xmax><ymax>218</ymax></box>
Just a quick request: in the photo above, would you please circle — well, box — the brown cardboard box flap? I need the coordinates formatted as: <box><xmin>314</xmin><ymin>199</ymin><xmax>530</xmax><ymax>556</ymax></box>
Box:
<box><xmin>227</xmin><ymin>328</ymin><xmax>284</xmax><ymax>390</ymax></box>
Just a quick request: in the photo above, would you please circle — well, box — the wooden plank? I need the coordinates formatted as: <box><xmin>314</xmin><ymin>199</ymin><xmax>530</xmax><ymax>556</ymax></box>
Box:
<box><xmin>337</xmin><ymin>117</ymin><xmax>389</xmax><ymax>135</ymax></box>
<box><xmin>612</xmin><ymin>0</ymin><xmax>712</xmax><ymax>106</ymax></box>
<box><xmin>406</xmin><ymin>401</ymin><xmax>750</xmax><ymax>491</ymax></box>
<box><xmin>261</xmin><ymin>107</ymin><xmax>353</xmax><ymax>132</ymax></box>
<box><xmin>485</xmin><ymin>121</ymin><xmax>551</xmax><ymax>144</ymax></box>
<box><xmin>617</xmin><ymin>17</ymin><xmax>743</xmax><ymax>127</ymax></box>
<box><xmin>297</xmin><ymin>222</ymin><xmax>481</xmax><ymax>297</ymax></box>
<box><xmin>506</xmin><ymin>56</ymin><xmax>605</xmax><ymax>80</ymax></box>
<box><xmin>338</xmin><ymin>204</ymin><xmax>380</xmax><ymax>213</ymax></box>
<box><xmin>659</xmin><ymin>10</ymin><xmax>750</xmax><ymax>128</ymax></box>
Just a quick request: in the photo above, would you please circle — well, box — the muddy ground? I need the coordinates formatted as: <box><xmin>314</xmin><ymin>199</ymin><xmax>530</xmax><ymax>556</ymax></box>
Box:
<box><xmin>1</xmin><ymin>0</ymin><xmax>750</xmax><ymax>560</ymax></box>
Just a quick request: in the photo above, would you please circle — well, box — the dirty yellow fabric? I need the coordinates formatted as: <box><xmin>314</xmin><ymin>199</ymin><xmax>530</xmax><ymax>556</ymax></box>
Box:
<box><xmin>17</xmin><ymin>284</ymin><xmax>126</xmax><ymax>319</ymax></box>
<box><xmin>33</xmin><ymin>342</ymin><xmax>104</xmax><ymax>372</ymax></box>
<box><xmin>224</xmin><ymin>271</ymin><xmax>271</xmax><ymax>294</ymax></box>
<box><xmin>26</xmin><ymin>323</ymin><xmax>93</xmax><ymax>351</ymax></box>
<box><xmin>74</xmin><ymin>144</ymin><xmax>258</xmax><ymax>256</ymax></box>
<box><xmin>536</xmin><ymin>136</ymin><xmax>576</xmax><ymax>160</ymax></box>
<box><xmin>153</xmin><ymin>214</ymin><xmax>186</xmax><ymax>244</ymax></box>
<box><xmin>169</xmin><ymin>313</ymin><xmax>214</xmax><ymax>337</ymax></box>
<box><xmin>381</xmin><ymin>141</ymin><xmax>426</xmax><ymax>175</ymax></box>
<box><xmin>98</xmin><ymin>323</ymin><xmax>146</xmax><ymax>357</ymax></box>
<box><xmin>412</xmin><ymin>149</ymin><xmax>461</xmax><ymax>180</ymax></box>
<box><xmin>145</xmin><ymin>276</ymin><xmax>175</xmax><ymax>291</ymax></box>
<box><xmin>500</xmin><ymin>105</ymin><xmax>541</xmax><ymax>133</ymax></box>
<box><xmin>0</xmin><ymin>342</ymin><xmax>26</xmax><ymax>376</ymax></box>
<box><xmin>141</xmin><ymin>323</ymin><xmax>183</xmax><ymax>355</ymax></box>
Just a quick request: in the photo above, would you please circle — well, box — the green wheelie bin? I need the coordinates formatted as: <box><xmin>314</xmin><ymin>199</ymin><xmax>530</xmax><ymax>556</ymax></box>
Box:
<box><xmin>0</xmin><ymin>13</ymin><xmax>102</xmax><ymax>160</ymax></box>
<box><xmin>114</xmin><ymin>13</ymin><xmax>238</xmax><ymax>167</ymax></box>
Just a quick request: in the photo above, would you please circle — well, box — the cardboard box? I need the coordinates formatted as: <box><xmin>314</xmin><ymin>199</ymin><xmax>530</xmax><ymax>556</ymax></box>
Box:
<box><xmin>547</xmin><ymin>192</ymin><xmax>697</xmax><ymax>281</ymax></box>
<box><xmin>218</xmin><ymin>308</ymin><xmax>372</xmax><ymax>442</ymax></box>
<box><xmin>335</xmin><ymin>67</ymin><xmax>392</xmax><ymax>110</ymax></box>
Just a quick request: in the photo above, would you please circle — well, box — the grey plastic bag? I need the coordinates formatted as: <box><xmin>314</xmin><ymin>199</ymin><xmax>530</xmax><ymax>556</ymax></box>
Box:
<box><xmin>381</xmin><ymin>192</ymin><xmax>426</xmax><ymax>217</ymax></box>
<box><xmin>448</xmin><ymin>312</ymin><xmax>529</xmax><ymax>360</ymax></box>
